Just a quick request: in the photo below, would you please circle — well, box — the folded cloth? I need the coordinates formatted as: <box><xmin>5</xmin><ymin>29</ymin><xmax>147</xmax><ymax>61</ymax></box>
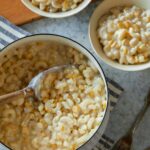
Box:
<box><xmin>0</xmin><ymin>143</ymin><xmax>10</xmax><ymax>150</ymax></box>
<box><xmin>0</xmin><ymin>16</ymin><xmax>124</xmax><ymax>150</ymax></box>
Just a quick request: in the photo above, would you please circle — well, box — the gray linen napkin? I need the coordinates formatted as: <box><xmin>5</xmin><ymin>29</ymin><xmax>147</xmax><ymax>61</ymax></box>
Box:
<box><xmin>0</xmin><ymin>16</ymin><xmax>123</xmax><ymax>150</ymax></box>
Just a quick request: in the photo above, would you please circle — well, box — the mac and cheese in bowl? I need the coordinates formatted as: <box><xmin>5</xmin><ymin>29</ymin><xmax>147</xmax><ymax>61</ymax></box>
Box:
<box><xmin>30</xmin><ymin>0</ymin><xmax>84</xmax><ymax>12</ymax></box>
<box><xmin>97</xmin><ymin>6</ymin><xmax>150</xmax><ymax>65</ymax></box>
<box><xmin>0</xmin><ymin>36</ymin><xmax>108</xmax><ymax>150</ymax></box>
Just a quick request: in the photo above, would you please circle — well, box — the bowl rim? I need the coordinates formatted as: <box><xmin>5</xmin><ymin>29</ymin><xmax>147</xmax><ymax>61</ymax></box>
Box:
<box><xmin>89</xmin><ymin>0</ymin><xmax>150</xmax><ymax>71</ymax></box>
<box><xmin>21</xmin><ymin>0</ymin><xmax>91</xmax><ymax>18</ymax></box>
<box><xmin>1</xmin><ymin>33</ymin><xmax>110</xmax><ymax>149</ymax></box>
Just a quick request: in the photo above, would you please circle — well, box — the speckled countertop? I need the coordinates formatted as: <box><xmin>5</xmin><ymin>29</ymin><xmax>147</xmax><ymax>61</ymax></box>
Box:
<box><xmin>22</xmin><ymin>1</ymin><xmax>150</xmax><ymax>150</ymax></box>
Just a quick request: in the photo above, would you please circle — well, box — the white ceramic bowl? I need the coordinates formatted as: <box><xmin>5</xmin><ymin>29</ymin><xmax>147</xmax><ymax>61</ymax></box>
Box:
<box><xmin>89</xmin><ymin>0</ymin><xmax>150</xmax><ymax>71</ymax></box>
<box><xmin>21</xmin><ymin>0</ymin><xmax>91</xmax><ymax>18</ymax></box>
<box><xmin>1</xmin><ymin>34</ymin><xmax>110</xmax><ymax>150</ymax></box>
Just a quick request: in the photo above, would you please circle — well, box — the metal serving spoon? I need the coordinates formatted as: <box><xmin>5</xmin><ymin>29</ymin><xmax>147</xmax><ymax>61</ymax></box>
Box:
<box><xmin>111</xmin><ymin>89</ymin><xmax>150</xmax><ymax>150</ymax></box>
<box><xmin>0</xmin><ymin>64</ymin><xmax>77</xmax><ymax>150</ymax></box>
<box><xmin>0</xmin><ymin>64</ymin><xmax>74</xmax><ymax>104</ymax></box>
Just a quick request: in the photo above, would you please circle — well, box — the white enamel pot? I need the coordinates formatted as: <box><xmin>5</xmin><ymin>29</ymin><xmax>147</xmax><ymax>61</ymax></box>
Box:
<box><xmin>0</xmin><ymin>34</ymin><xmax>110</xmax><ymax>150</ymax></box>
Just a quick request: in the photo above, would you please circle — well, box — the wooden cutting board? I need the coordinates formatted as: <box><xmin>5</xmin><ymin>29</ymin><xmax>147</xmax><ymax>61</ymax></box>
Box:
<box><xmin>0</xmin><ymin>0</ymin><xmax>41</xmax><ymax>25</ymax></box>
<box><xmin>0</xmin><ymin>0</ymin><xmax>95</xmax><ymax>25</ymax></box>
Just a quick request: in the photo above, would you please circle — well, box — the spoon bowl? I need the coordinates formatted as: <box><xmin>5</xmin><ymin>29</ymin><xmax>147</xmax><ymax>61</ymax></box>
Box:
<box><xmin>28</xmin><ymin>64</ymin><xmax>74</xmax><ymax>100</ymax></box>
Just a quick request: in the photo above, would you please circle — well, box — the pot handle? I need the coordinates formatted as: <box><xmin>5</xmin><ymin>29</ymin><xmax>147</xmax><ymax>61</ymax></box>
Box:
<box><xmin>0</xmin><ymin>16</ymin><xmax>31</xmax><ymax>150</ymax></box>
<box><xmin>0</xmin><ymin>16</ymin><xmax>31</xmax><ymax>50</ymax></box>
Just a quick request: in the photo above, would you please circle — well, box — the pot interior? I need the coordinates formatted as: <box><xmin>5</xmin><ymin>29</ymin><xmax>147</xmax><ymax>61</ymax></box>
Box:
<box><xmin>0</xmin><ymin>34</ymin><xmax>109</xmax><ymax>150</ymax></box>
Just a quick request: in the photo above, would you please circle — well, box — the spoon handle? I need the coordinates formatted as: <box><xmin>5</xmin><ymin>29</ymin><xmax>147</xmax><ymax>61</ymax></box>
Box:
<box><xmin>129</xmin><ymin>89</ymin><xmax>150</xmax><ymax>136</ymax></box>
<box><xmin>0</xmin><ymin>88</ymin><xmax>34</xmax><ymax>104</ymax></box>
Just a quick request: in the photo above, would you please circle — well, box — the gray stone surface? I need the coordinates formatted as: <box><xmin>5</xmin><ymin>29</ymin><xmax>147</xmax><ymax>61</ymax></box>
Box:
<box><xmin>22</xmin><ymin>1</ymin><xmax>150</xmax><ymax>150</ymax></box>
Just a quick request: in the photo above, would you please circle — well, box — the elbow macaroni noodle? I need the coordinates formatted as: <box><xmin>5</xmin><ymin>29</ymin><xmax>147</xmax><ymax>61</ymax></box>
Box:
<box><xmin>97</xmin><ymin>6</ymin><xmax>150</xmax><ymax>65</ymax></box>
<box><xmin>0</xmin><ymin>41</ymin><xmax>107</xmax><ymax>150</ymax></box>
<box><xmin>30</xmin><ymin>0</ymin><xmax>84</xmax><ymax>12</ymax></box>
